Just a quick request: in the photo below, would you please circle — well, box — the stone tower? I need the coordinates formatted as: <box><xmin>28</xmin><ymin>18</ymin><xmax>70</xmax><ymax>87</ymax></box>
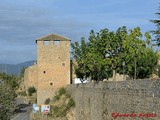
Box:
<box><xmin>36</xmin><ymin>33</ymin><xmax>70</xmax><ymax>105</ymax></box>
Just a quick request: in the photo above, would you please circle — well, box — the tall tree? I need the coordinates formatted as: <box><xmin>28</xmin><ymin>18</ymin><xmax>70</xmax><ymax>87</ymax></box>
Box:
<box><xmin>0</xmin><ymin>83</ymin><xmax>16</xmax><ymax>120</ymax></box>
<box><xmin>120</xmin><ymin>27</ymin><xmax>158</xmax><ymax>79</ymax></box>
<box><xmin>86</xmin><ymin>29</ymin><xmax>113</xmax><ymax>80</ymax></box>
<box><xmin>72</xmin><ymin>27</ymin><xmax>158</xmax><ymax>81</ymax></box>
<box><xmin>0</xmin><ymin>73</ymin><xmax>19</xmax><ymax>119</ymax></box>
<box><xmin>150</xmin><ymin>4</ymin><xmax>160</xmax><ymax>46</ymax></box>
<box><xmin>71</xmin><ymin>37</ymin><xmax>90</xmax><ymax>82</ymax></box>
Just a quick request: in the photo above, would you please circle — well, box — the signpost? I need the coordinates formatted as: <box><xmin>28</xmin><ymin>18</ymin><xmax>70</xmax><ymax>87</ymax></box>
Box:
<box><xmin>32</xmin><ymin>104</ymin><xmax>40</xmax><ymax>119</ymax></box>
<box><xmin>41</xmin><ymin>105</ymin><xmax>50</xmax><ymax>120</ymax></box>
<box><xmin>41</xmin><ymin>105</ymin><xmax>50</xmax><ymax>113</ymax></box>
<box><xmin>32</xmin><ymin>104</ymin><xmax>40</xmax><ymax>113</ymax></box>
<box><xmin>45</xmin><ymin>110</ymin><xmax>49</xmax><ymax>114</ymax></box>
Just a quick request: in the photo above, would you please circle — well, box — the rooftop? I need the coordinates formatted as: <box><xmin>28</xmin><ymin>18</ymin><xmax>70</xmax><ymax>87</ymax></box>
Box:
<box><xmin>36</xmin><ymin>33</ymin><xmax>70</xmax><ymax>41</ymax></box>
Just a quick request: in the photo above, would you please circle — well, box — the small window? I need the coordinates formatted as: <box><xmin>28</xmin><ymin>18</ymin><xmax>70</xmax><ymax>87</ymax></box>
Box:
<box><xmin>50</xmin><ymin>83</ymin><xmax>53</xmax><ymax>86</ymax></box>
<box><xmin>44</xmin><ymin>71</ymin><xmax>46</xmax><ymax>74</ymax></box>
<box><xmin>54</xmin><ymin>40</ymin><xmax>60</xmax><ymax>45</ymax></box>
<box><xmin>62</xmin><ymin>63</ymin><xmax>65</xmax><ymax>66</ymax></box>
<box><xmin>43</xmin><ymin>40</ymin><xmax>50</xmax><ymax>45</ymax></box>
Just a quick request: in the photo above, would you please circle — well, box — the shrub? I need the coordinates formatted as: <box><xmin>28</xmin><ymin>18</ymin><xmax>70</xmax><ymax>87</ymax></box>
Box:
<box><xmin>67</xmin><ymin>98</ymin><xmax>75</xmax><ymax>107</ymax></box>
<box><xmin>50</xmin><ymin>87</ymin><xmax>75</xmax><ymax>118</ymax></box>
<box><xmin>51</xmin><ymin>105</ymin><xmax>69</xmax><ymax>117</ymax></box>
<box><xmin>27</xmin><ymin>86</ymin><xmax>36</xmax><ymax>96</ymax></box>
<box><xmin>54</xmin><ymin>95</ymin><xmax>60</xmax><ymax>101</ymax></box>
<box><xmin>44</xmin><ymin>98</ymin><xmax>50</xmax><ymax>104</ymax></box>
<box><xmin>19</xmin><ymin>91</ymin><xmax>27</xmax><ymax>96</ymax></box>
<box><xmin>59</xmin><ymin>87</ymin><xmax>66</xmax><ymax>96</ymax></box>
<box><xmin>54</xmin><ymin>87</ymin><xmax>66</xmax><ymax>101</ymax></box>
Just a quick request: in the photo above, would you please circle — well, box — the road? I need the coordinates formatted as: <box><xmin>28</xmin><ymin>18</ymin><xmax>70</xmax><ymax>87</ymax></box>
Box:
<box><xmin>11</xmin><ymin>98</ymin><xmax>31</xmax><ymax>120</ymax></box>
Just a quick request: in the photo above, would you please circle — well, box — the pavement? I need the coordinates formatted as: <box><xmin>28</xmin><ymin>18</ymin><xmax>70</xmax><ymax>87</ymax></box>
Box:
<box><xmin>11</xmin><ymin>98</ymin><xmax>32</xmax><ymax>120</ymax></box>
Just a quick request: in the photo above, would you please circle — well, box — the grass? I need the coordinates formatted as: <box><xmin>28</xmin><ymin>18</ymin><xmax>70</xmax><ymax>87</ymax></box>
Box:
<box><xmin>54</xmin><ymin>87</ymin><xmax>67</xmax><ymax>101</ymax></box>
<box><xmin>18</xmin><ymin>91</ymin><xmax>27</xmax><ymax>96</ymax></box>
<box><xmin>59</xmin><ymin>87</ymin><xmax>66</xmax><ymax>96</ymax></box>
<box><xmin>49</xmin><ymin>87</ymin><xmax>75</xmax><ymax>118</ymax></box>
<box><xmin>30</xmin><ymin>87</ymin><xmax>75</xmax><ymax>120</ymax></box>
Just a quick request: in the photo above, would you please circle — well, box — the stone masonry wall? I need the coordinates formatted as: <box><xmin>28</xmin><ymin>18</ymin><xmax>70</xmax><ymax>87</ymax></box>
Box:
<box><xmin>36</xmin><ymin>34</ymin><xmax>70</xmax><ymax>105</ymax></box>
<box><xmin>23</xmin><ymin>34</ymin><xmax>70</xmax><ymax>105</ymax></box>
<box><xmin>66</xmin><ymin>79</ymin><xmax>160</xmax><ymax>120</ymax></box>
<box><xmin>24</xmin><ymin>64</ymin><xmax>38</xmax><ymax>89</ymax></box>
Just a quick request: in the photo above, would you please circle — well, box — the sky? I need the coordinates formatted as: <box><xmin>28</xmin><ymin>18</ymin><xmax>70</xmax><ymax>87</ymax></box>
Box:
<box><xmin>0</xmin><ymin>0</ymin><xmax>159</xmax><ymax>64</ymax></box>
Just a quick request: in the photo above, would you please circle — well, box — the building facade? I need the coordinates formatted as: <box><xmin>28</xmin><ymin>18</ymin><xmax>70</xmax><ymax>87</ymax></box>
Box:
<box><xmin>24</xmin><ymin>33</ymin><xmax>71</xmax><ymax>105</ymax></box>
<box><xmin>24</xmin><ymin>64</ymin><xmax>38</xmax><ymax>89</ymax></box>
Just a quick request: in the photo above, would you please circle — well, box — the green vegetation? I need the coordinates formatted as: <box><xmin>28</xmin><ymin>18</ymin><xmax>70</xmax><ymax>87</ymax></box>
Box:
<box><xmin>67</xmin><ymin>98</ymin><xmax>75</xmax><ymax>107</ymax></box>
<box><xmin>0</xmin><ymin>73</ymin><xmax>20</xmax><ymax>89</ymax></box>
<box><xmin>19</xmin><ymin>67</ymin><xmax>26</xmax><ymax>79</ymax></box>
<box><xmin>0</xmin><ymin>83</ymin><xmax>17</xmax><ymax>120</ymax></box>
<box><xmin>58</xmin><ymin>87</ymin><xmax>66</xmax><ymax>96</ymax></box>
<box><xmin>50</xmin><ymin>87</ymin><xmax>75</xmax><ymax>118</ymax></box>
<box><xmin>150</xmin><ymin>3</ymin><xmax>160</xmax><ymax>46</ymax></box>
<box><xmin>72</xmin><ymin>27</ymin><xmax>158</xmax><ymax>80</ymax></box>
<box><xmin>44</xmin><ymin>98</ymin><xmax>50</xmax><ymax>104</ymax></box>
<box><xmin>18</xmin><ymin>90</ymin><xmax>27</xmax><ymax>96</ymax></box>
<box><xmin>0</xmin><ymin>73</ymin><xmax>19</xmax><ymax>120</ymax></box>
<box><xmin>54</xmin><ymin>87</ymin><xmax>66</xmax><ymax>101</ymax></box>
<box><xmin>27</xmin><ymin>86</ymin><xmax>36</xmax><ymax>96</ymax></box>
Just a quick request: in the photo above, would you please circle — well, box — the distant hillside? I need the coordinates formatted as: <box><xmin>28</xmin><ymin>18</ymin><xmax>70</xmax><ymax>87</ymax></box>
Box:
<box><xmin>0</xmin><ymin>60</ymin><xmax>36</xmax><ymax>75</ymax></box>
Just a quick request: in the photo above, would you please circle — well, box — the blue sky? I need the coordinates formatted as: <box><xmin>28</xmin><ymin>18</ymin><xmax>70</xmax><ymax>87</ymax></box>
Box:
<box><xmin>0</xmin><ymin>0</ymin><xmax>159</xmax><ymax>64</ymax></box>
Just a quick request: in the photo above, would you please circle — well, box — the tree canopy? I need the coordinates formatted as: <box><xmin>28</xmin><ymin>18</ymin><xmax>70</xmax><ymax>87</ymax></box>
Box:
<box><xmin>0</xmin><ymin>73</ymin><xmax>20</xmax><ymax>119</ymax></box>
<box><xmin>150</xmin><ymin>3</ymin><xmax>160</xmax><ymax>46</ymax></box>
<box><xmin>0</xmin><ymin>83</ymin><xmax>16</xmax><ymax>120</ymax></box>
<box><xmin>0</xmin><ymin>73</ymin><xmax>20</xmax><ymax>89</ymax></box>
<box><xmin>71</xmin><ymin>26</ymin><xmax>158</xmax><ymax>81</ymax></box>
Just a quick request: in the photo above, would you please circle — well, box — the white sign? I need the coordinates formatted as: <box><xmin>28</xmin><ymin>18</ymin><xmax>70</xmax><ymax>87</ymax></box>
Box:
<box><xmin>32</xmin><ymin>104</ymin><xmax>39</xmax><ymax>113</ymax></box>
<box><xmin>34</xmin><ymin>106</ymin><xmax>40</xmax><ymax>111</ymax></box>
<box><xmin>41</xmin><ymin>105</ymin><xmax>50</xmax><ymax>114</ymax></box>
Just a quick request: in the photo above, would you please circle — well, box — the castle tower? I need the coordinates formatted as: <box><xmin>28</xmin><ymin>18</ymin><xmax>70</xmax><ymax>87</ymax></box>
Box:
<box><xmin>36</xmin><ymin>33</ymin><xmax>70</xmax><ymax>105</ymax></box>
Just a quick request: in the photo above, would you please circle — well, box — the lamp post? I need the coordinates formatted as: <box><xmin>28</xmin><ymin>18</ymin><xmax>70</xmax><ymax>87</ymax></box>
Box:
<box><xmin>122</xmin><ymin>61</ymin><xmax>125</xmax><ymax>80</ymax></box>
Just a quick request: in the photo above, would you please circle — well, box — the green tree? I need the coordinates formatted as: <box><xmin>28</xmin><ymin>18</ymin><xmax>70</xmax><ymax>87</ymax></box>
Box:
<box><xmin>137</xmin><ymin>48</ymin><xmax>158</xmax><ymax>78</ymax></box>
<box><xmin>119</xmin><ymin>27</ymin><xmax>158</xmax><ymax>79</ymax></box>
<box><xmin>0</xmin><ymin>83</ymin><xmax>16</xmax><ymax>120</ymax></box>
<box><xmin>71</xmin><ymin>37</ymin><xmax>90</xmax><ymax>82</ymax></box>
<box><xmin>145</xmin><ymin>32</ymin><xmax>152</xmax><ymax>48</ymax></box>
<box><xmin>72</xmin><ymin>27</ymin><xmax>128</xmax><ymax>81</ymax></box>
<box><xmin>150</xmin><ymin>3</ymin><xmax>160</xmax><ymax>46</ymax></box>
<box><xmin>72</xmin><ymin>27</ymin><xmax>158</xmax><ymax>81</ymax></box>
<box><xmin>87</xmin><ymin>29</ymin><xmax>117</xmax><ymax>80</ymax></box>
<box><xmin>0</xmin><ymin>73</ymin><xmax>20</xmax><ymax>89</ymax></box>
<box><xmin>108</xmin><ymin>26</ymin><xmax>127</xmax><ymax>80</ymax></box>
<box><xmin>0</xmin><ymin>73</ymin><xmax>20</xmax><ymax>119</ymax></box>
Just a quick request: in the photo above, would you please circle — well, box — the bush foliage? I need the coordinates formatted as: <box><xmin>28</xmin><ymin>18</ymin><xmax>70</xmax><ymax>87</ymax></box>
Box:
<box><xmin>27</xmin><ymin>86</ymin><xmax>36</xmax><ymax>96</ymax></box>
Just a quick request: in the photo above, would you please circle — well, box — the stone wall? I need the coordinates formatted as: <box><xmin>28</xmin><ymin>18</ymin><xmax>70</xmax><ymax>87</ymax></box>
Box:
<box><xmin>24</xmin><ymin>64</ymin><xmax>38</xmax><ymax>89</ymax></box>
<box><xmin>66</xmin><ymin>79</ymin><xmax>160</xmax><ymax>120</ymax></box>
<box><xmin>36</xmin><ymin>34</ymin><xmax>70</xmax><ymax>105</ymax></box>
<box><xmin>23</xmin><ymin>33</ymin><xmax>71</xmax><ymax>105</ymax></box>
